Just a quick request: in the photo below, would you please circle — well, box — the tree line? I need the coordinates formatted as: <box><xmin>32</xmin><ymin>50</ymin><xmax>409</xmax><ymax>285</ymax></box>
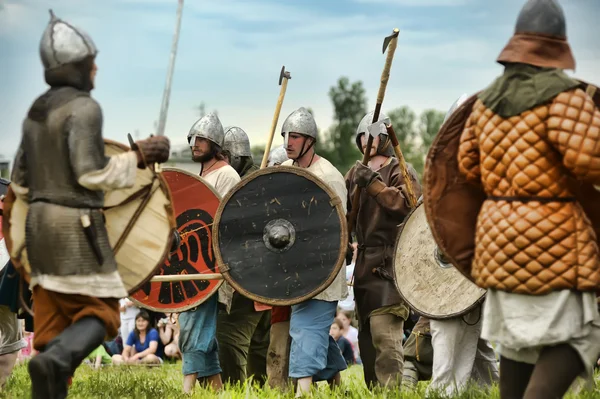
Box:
<box><xmin>251</xmin><ymin>76</ymin><xmax>446</xmax><ymax>178</ymax></box>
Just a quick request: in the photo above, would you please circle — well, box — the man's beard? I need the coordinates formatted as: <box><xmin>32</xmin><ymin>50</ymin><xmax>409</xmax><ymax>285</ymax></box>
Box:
<box><xmin>192</xmin><ymin>152</ymin><xmax>214</xmax><ymax>163</ymax></box>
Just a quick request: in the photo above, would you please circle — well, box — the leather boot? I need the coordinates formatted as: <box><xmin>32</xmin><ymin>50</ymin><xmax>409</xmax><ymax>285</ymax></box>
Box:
<box><xmin>29</xmin><ymin>317</ymin><xmax>106</xmax><ymax>399</ymax></box>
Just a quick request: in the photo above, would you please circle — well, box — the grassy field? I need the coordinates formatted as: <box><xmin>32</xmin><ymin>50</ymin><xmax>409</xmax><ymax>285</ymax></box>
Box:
<box><xmin>1</xmin><ymin>362</ymin><xmax>599</xmax><ymax>398</ymax></box>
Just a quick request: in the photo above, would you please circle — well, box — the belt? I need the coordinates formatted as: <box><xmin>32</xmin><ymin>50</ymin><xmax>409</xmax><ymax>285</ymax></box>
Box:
<box><xmin>487</xmin><ymin>195</ymin><xmax>576</xmax><ymax>204</ymax></box>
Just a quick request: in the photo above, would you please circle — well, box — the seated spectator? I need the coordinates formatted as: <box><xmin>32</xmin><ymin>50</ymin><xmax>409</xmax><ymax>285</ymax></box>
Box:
<box><xmin>112</xmin><ymin>311</ymin><xmax>163</xmax><ymax>365</ymax></box>
<box><xmin>330</xmin><ymin>318</ymin><xmax>355</xmax><ymax>365</ymax></box>
<box><xmin>85</xmin><ymin>344</ymin><xmax>112</xmax><ymax>369</ymax></box>
<box><xmin>336</xmin><ymin>309</ymin><xmax>360</xmax><ymax>364</ymax></box>
<box><xmin>158</xmin><ymin>313</ymin><xmax>180</xmax><ymax>360</ymax></box>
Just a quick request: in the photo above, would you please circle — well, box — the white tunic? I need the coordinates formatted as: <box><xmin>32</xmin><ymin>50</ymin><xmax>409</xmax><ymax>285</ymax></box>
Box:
<box><xmin>200</xmin><ymin>164</ymin><xmax>241</xmax><ymax>311</ymax></box>
<box><xmin>282</xmin><ymin>157</ymin><xmax>348</xmax><ymax>302</ymax></box>
<box><xmin>482</xmin><ymin>289</ymin><xmax>600</xmax><ymax>376</ymax></box>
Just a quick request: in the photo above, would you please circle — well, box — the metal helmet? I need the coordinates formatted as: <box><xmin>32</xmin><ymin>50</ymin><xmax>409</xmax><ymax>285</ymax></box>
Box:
<box><xmin>355</xmin><ymin>111</ymin><xmax>394</xmax><ymax>157</ymax></box>
<box><xmin>515</xmin><ymin>0</ymin><xmax>566</xmax><ymax>38</ymax></box>
<box><xmin>39</xmin><ymin>10</ymin><xmax>98</xmax><ymax>70</ymax></box>
<box><xmin>187</xmin><ymin>113</ymin><xmax>225</xmax><ymax>148</ymax></box>
<box><xmin>281</xmin><ymin>107</ymin><xmax>318</xmax><ymax>148</ymax></box>
<box><xmin>267</xmin><ymin>145</ymin><xmax>289</xmax><ymax>167</ymax></box>
<box><xmin>443</xmin><ymin>93</ymin><xmax>470</xmax><ymax>124</ymax></box>
<box><xmin>223</xmin><ymin>126</ymin><xmax>252</xmax><ymax>157</ymax></box>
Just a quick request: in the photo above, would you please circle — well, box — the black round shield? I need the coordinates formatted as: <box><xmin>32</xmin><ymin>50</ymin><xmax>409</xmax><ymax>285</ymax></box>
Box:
<box><xmin>213</xmin><ymin>166</ymin><xmax>347</xmax><ymax>306</ymax></box>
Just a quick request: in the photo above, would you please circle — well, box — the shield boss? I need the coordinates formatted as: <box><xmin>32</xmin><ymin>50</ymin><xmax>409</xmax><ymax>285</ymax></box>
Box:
<box><xmin>214</xmin><ymin>166</ymin><xmax>347</xmax><ymax>306</ymax></box>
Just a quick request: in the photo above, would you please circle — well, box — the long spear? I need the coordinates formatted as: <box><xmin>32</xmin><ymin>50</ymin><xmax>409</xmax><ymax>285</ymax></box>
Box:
<box><xmin>156</xmin><ymin>0</ymin><xmax>184</xmax><ymax>136</ymax></box>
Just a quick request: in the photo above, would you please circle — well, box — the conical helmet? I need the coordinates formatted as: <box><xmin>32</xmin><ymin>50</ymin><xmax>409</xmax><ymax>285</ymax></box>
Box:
<box><xmin>39</xmin><ymin>10</ymin><xmax>98</xmax><ymax>70</ymax></box>
<box><xmin>267</xmin><ymin>145</ymin><xmax>289</xmax><ymax>167</ymax></box>
<box><xmin>355</xmin><ymin>111</ymin><xmax>394</xmax><ymax>157</ymax></box>
<box><xmin>515</xmin><ymin>0</ymin><xmax>566</xmax><ymax>38</ymax></box>
<box><xmin>223</xmin><ymin>126</ymin><xmax>252</xmax><ymax>157</ymax></box>
<box><xmin>187</xmin><ymin>113</ymin><xmax>225</xmax><ymax>148</ymax></box>
<box><xmin>281</xmin><ymin>107</ymin><xmax>318</xmax><ymax>148</ymax></box>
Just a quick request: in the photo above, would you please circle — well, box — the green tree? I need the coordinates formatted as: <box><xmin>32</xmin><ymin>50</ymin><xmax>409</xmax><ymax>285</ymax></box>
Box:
<box><xmin>251</xmin><ymin>145</ymin><xmax>266</xmax><ymax>165</ymax></box>
<box><xmin>317</xmin><ymin>77</ymin><xmax>368</xmax><ymax>174</ymax></box>
<box><xmin>387</xmin><ymin>106</ymin><xmax>424</xmax><ymax>175</ymax></box>
<box><xmin>418</xmin><ymin>109</ymin><xmax>446</xmax><ymax>151</ymax></box>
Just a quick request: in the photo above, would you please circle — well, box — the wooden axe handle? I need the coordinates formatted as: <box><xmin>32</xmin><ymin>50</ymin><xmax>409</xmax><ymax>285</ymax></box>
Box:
<box><xmin>387</xmin><ymin>124</ymin><xmax>418</xmax><ymax>208</ymax></box>
<box><xmin>260</xmin><ymin>78</ymin><xmax>290</xmax><ymax>169</ymax></box>
<box><xmin>347</xmin><ymin>134</ymin><xmax>375</xmax><ymax>234</ymax></box>
<box><xmin>347</xmin><ymin>29</ymin><xmax>400</xmax><ymax>234</ymax></box>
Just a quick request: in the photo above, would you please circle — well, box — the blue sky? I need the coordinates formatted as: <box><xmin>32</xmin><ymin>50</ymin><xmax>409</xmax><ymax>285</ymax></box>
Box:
<box><xmin>1</xmin><ymin>0</ymin><xmax>599</xmax><ymax>161</ymax></box>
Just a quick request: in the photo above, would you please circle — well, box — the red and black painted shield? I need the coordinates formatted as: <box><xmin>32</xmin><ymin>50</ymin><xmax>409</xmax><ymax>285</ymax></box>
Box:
<box><xmin>0</xmin><ymin>178</ymin><xmax>10</xmax><ymax>273</ymax></box>
<box><xmin>213</xmin><ymin>166</ymin><xmax>348</xmax><ymax>306</ymax></box>
<box><xmin>130</xmin><ymin>168</ymin><xmax>222</xmax><ymax>313</ymax></box>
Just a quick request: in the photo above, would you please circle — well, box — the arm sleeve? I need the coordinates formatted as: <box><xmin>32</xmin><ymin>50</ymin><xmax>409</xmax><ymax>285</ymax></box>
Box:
<box><xmin>365</xmin><ymin>163</ymin><xmax>422</xmax><ymax>219</ymax></box>
<box><xmin>148</xmin><ymin>328</ymin><xmax>160</xmax><ymax>343</ymax></box>
<box><xmin>77</xmin><ymin>152</ymin><xmax>137</xmax><ymax>191</ymax></box>
<box><xmin>457</xmin><ymin>111</ymin><xmax>481</xmax><ymax>183</ymax></box>
<box><xmin>66</xmin><ymin>97</ymin><xmax>139</xmax><ymax>191</ymax></box>
<box><xmin>66</xmin><ymin>98</ymin><xmax>109</xmax><ymax>182</ymax></box>
<box><xmin>125</xmin><ymin>331</ymin><xmax>135</xmax><ymax>347</ymax></box>
<box><xmin>547</xmin><ymin>89</ymin><xmax>600</xmax><ymax>184</ymax></box>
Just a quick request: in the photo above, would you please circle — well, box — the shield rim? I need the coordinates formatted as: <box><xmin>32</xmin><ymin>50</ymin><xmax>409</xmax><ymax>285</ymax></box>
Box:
<box><xmin>212</xmin><ymin>165</ymin><xmax>348</xmax><ymax>306</ymax></box>
<box><xmin>0</xmin><ymin>139</ymin><xmax>178</xmax><ymax>294</ymax></box>
<box><xmin>103</xmin><ymin>139</ymin><xmax>177</xmax><ymax>295</ymax></box>
<box><xmin>423</xmin><ymin>92</ymin><xmax>481</xmax><ymax>282</ymax></box>
<box><xmin>423</xmin><ymin>79</ymin><xmax>600</xmax><ymax>283</ymax></box>
<box><xmin>129</xmin><ymin>166</ymin><xmax>224</xmax><ymax>313</ymax></box>
<box><xmin>393</xmin><ymin>200</ymin><xmax>485</xmax><ymax>320</ymax></box>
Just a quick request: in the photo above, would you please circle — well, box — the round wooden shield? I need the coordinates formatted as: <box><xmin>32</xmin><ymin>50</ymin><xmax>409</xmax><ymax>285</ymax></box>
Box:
<box><xmin>394</xmin><ymin>201</ymin><xmax>485</xmax><ymax>319</ymax></box>
<box><xmin>423</xmin><ymin>80</ymin><xmax>600</xmax><ymax>282</ymax></box>
<box><xmin>2</xmin><ymin>139</ymin><xmax>176</xmax><ymax>294</ymax></box>
<box><xmin>130</xmin><ymin>168</ymin><xmax>223</xmax><ymax>313</ymax></box>
<box><xmin>213</xmin><ymin>166</ymin><xmax>347</xmax><ymax>306</ymax></box>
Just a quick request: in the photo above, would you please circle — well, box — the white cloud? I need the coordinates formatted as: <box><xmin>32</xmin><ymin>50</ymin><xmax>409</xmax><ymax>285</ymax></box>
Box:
<box><xmin>1</xmin><ymin>0</ymin><xmax>599</xmax><ymax>162</ymax></box>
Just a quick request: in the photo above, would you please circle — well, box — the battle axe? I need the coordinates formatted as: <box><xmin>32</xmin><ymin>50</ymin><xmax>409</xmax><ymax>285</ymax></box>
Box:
<box><xmin>348</xmin><ymin>28</ymin><xmax>400</xmax><ymax>234</ymax></box>
<box><xmin>260</xmin><ymin>66</ymin><xmax>292</xmax><ymax>169</ymax></box>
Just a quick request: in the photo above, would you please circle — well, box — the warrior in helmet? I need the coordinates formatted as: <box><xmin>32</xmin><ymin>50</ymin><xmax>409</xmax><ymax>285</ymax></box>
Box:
<box><xmin>456</xmin><ymin>0</ymin><xmax>600</xmax><ymax>397</ymax></box>
<box><xmin>267</xmin><ymin>145</ymin><xmax>289</xmax><ymax>167</ymax></box>
<box><xmin>10</xmin><ymin>11</ymin><xmax>170</xmax><ymax>398</ymax></box>
<box><xmin>279</xmin><ymin>107</ymin><xmax>348</xmax><ymax>394</ymax></box>
<box><xmin>222</xmin><ymin>126</ymin><xmax>259</xmax><ymax>176</ymax></box>
<box><xmin>217</xmin><ymin>125</ymin><xmax>270</xmax><ymax>385</ymax></box>
<box><xmin>344</xmin><ymin>111</ymin><xmax>421</xmax><ymax>389</ymax></box>
<box><xmin>178</xmin><ymin>112</ymin><xmax>240</xmax><ymax>393</ymax></box>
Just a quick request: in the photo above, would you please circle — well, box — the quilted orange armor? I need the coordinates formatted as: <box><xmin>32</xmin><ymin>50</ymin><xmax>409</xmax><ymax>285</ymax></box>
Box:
<box><xmin>458</xmin><ymin>88</ymin><xmax>600</xmax><ymax>295</ymax></box>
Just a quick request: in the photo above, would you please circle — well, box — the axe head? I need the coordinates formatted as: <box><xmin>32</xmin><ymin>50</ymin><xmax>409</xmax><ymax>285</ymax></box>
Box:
<box><xmin>382</xmin><ymin>28</ymin><xmax>400</xmax><ymax>54</ymax></box>
<box><xmin>367</xmin><ymin>118</ymin><xmax>391</xmax><ymax>138</ymax></box>
<box><xmin>279</xmin><ymin>65</ymin><xmax>291</xmax><ymax>85</ymax></box>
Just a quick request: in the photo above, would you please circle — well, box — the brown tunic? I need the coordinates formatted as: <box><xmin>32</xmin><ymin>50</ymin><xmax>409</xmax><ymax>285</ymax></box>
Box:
<box><xmin>345</xmin><ymin>158</ymin><xmax>422</xmax><ymax>325</ymax></box>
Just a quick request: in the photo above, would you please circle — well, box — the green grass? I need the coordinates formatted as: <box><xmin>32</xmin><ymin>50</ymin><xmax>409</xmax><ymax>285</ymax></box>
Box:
<box><xmin>1</xmin><ymin>362</ymin><xmax>599</xmax><ymax>398</ymax></box>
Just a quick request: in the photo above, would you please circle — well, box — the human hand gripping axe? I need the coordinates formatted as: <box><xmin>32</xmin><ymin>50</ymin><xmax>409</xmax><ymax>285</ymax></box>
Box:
<box><xmin>260</xmin><ymin>66</ymin><xmax>292</xmax><ymax>169</ymax></box>
<box><xmin>347</xmin><ymin>28</ymin><xmax>401</xmax><ymax>234</ymax></box>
